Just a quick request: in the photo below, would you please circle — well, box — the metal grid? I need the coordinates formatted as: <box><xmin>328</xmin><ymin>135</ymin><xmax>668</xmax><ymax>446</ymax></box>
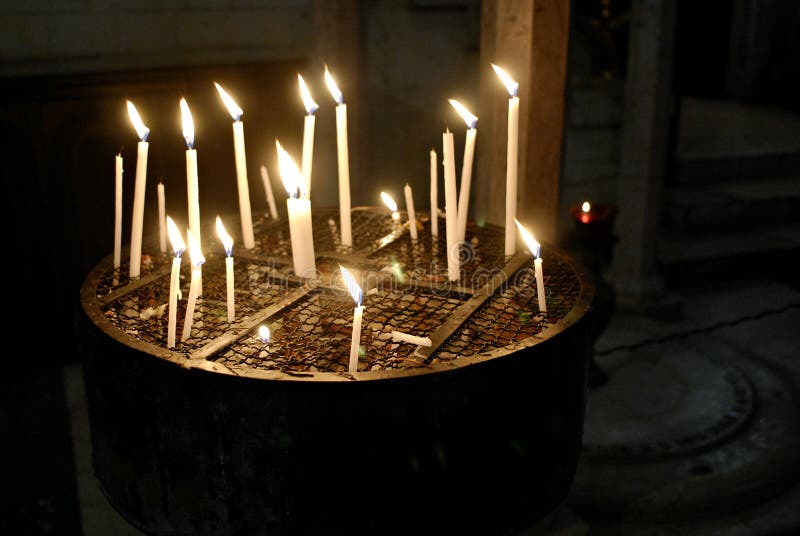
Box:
<box><xmin>214</xmin><ymin>287</ymin><xmax>466</xmax><ymax>373</ymax></box>
<box><xmin>368</xmin><ymin>217</ymin><xmax>508</xmax><ymax>287</ymax></box>
<box><xmin>435</xmin><ymin>249</ymin><xmax>581</xmax><ymax>361</ymax></box>
<box><xmin>250</xmin><ymin>208</ymin><xmax>397</xmax><ymax>259</ymax></box>
<box><xmin>92</xmin><ymin>208</ymin><xmax>585</xmax><ymax>375</ymax></box>
<box><xmin>102</xmin><ymin>255</ymin><xmax>295</xmax><ymax>352</ymax></box>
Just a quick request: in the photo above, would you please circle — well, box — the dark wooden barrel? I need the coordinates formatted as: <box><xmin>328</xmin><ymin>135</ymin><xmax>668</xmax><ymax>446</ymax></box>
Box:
<box><xmin>77</xmin><ymin>212</ymin><xmax>593</xmax><ymax>535</ymax></box>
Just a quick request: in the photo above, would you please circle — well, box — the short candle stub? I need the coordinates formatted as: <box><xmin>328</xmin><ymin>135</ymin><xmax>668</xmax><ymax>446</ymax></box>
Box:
<box><xmin>258</xmin><ymin>325</ymin><xmax>271</xmax><ymax>345</ymax></box>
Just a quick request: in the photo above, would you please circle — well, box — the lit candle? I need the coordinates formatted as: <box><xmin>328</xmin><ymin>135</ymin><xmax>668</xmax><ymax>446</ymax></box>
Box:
<box><xmin>324</xmin><ymin>66</ymin><xmax>353</xmax><ymax>247</ymax></box>
<box><xmin>430</xmin><ymin>149</ymin><xmax>438</xmax><ymax>237</ymax></box>
<box><xmin>114</xmin><ymin>154</ymin><xmax>123</xmax><ymax>270</ymax></box>
<box><xmin>258</xmin><ymin>325</ymin><xmax>271</xmax><ymax>345</ymax></box>
<box><xmin>260</xmin><ymin>165</ymin><xmax>279</xmax><ymax>220</ymax></box>
<box><xmin>165</xmin><ymin>216</ymin><xmax>185</xmax><ymax>348</ymax></box>
<box><xmin>443</xmin><ymin>129</ymin><xmax>459</xmax><ymax>281</ymax></box>
<box><xmin>157</xmin><ymin>182</ymin><xmax>166</xmax><ymax>253</ymax></box>
<box><xmin>581</xmin><ymin>201</ymin><xmax>591</xmax><ymax>224</ymax></box>
<box><xmin>180</xmin><ymin>98</ymin><xmax>202</xmax><ymax>291</ymax></box>
<box><xmin>515</xmin><ymin>219</ymin><xmax>547</xmax><ymax>313</ymax></box>
<box><xmin>216</xmin><ymin>216</ymin><xmax>235</xmax><ymax>322</ymax></box>
<box><xmin>340</xmin><ymin>265</ymin><xmax>364</xmax><ymax>374</ymax></box>
<box><xmin>298</xmin><ymin>74</ymin><xmax>318</xmax><ymax>199</ymax></box>
<box><xmin>126</xmin><ymin>101</ymin><xmax>149</xmax><ymax>278</ymax></box>
<box><xmin>276</xmin><ymin>140</ymin><xmax>316</xmax><ymax>277</ymax></box>
<box><xmin>449</xmin><ymin>99</ymin><xmax>478</xmax><ymax>243</ymax></box>
<box><xmin>181</xmin><ymin>229</ymin><xmax>205</xmax><ymax>341</ymax></box>
<box><xmin>391</xmin><ymin>331</ymin><xmax>431</xmax><ymax>347</ymax></box>
<box><xmin>404</xmin><ymin>183</ymin><xmax>418</xmax><ymax>240</ymax></box>
<box><xmin>380</xmin><ymin>192</ymin><xmax>400</xmax><ymax>222</ymax></box>
<box><xmin>492</xmin><ymin>64</ymin><xmax>520</xmax><ymax>257</ymax></box>
<box><xmin>214</xmin><ymin>82</ymin><xmax>255</xmax><ymax>249</ymax></box>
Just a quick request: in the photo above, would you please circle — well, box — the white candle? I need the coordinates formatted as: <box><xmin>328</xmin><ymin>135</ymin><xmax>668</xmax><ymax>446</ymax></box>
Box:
<box><xmin>181</xmin><ymin>229</ymin><xmax>205</xmax><ymax>341</ymax></box>
<box><xmin>258</xmin><ymin>325</ymin><xmax>271</xmax><ymax>345</ymax></box>
<box><xmin>298</xmin><ymin>74</ymin><xmax>318</xmax><ymax>199</ymax></box>
<box><xmin>493</xmin><ymin>65</ymin><xmax>520</xmax><ymax>256</ymax></box>
<box><xmin>391</xmin><ymin>331</ymin><xmax>431</xmax><ymax>347</ymax></box>
<box><xmin>216</xmin><ymin>216</ymin><xmax>235</xmax><ymax>322</ymax></box>
<box><xmin>430</xmin><ymin>149</ymin><xmax>438</xmax><ymax>237</ymax></box>
<box><xmin>126</xmin><ymin>101</ymin><xmax>149</xmax><ymax>278</ymax></box>
<box><xmin>515</xmin><ymin>219</ymin><xmax>547</xmax><ymax>313</ymax></box>
<box><xmin>180</xmin><ymin>98</ymin><xmax>202</xmax><ymax>293</ymax></box>
<box><xmin>260</xmin><ymin>165</ymin><xmax>279</xmax><ymax>220</ymax></box>
<box><xmin>214</xmin><ymin>82</ymin><xmax>255</xmax><ymax>249</ymax></box>
<box><xmin>340</xmin><ymin>265</ymin><xmax>364</xmax><ymax>374</ymax></box>
<box><xmin>157</xmin><ymin>182</ymin><xmax>166</xmax><ymax>254</ymax></box>
<box><xmin>114</xmin><ymin>154</ymin><xmax>123</xmax><ymax>270</ymax></box>
<box><xmin>449</xmin><ymin>99</ymin><xmax>478</xmax><ymax>243</ymax></box>
<box><xmin>443</xmin><ymin>129</ymin><xmax>459</xmax><ymax>281</ymax></box>
<box><xmin>277</xmin><ymin>140</ymin><xmax>316</xmax><ymax>277</ymax></box>
<box><xmin>380</xmin><ymin>192</ymin><xmax>400</xmax><ymax>222</ymax></box>
<box><xmin>325</xmin><ymin>67</ymin><xmax>353</xmax><ymax>247</ymax></box>
<box><xmin>165</xmin><ymin>217</ymin><xmax>185</xmax><ymax>348</ymax></box>
<box><xmin>404</xmin><ymin>183</ymin><xmax>418</xmax><ymax>240</ymax></box>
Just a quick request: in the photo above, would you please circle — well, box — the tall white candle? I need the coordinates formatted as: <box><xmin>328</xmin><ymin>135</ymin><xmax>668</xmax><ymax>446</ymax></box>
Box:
<box><xmin>260</xmin><ymin>165</ymin><xmax>279</xmax><ymax>220</ymax></box>
<box><xmin>449</xmin><ymin>99</ymin><xmax>478</xmax><ymax>243</ymax></box>
<box><xmin>126</xmin><ymin>101</ymin><xmax>149</xmax><ymax>278</ymax></box>
<box><xmin>215</xmin><ymin>216</ymin><xmax>235</xmax><ymax>322</ymax></box>
<box><xmin>404</xmin><ymin>183</ymin><xmax>418</xmax><ymax>240</ymax></box>
<box><xmin>325</xmin><ymin>67</ymin><xmax>353</xmax><ymax>247</ymax></box>
<box><xmin>180</xmin><ymin>98</ymin><xmax>202</xmax><ymax>292</ymax></box>
<box><xmin>165</xmin><ymin>217</ymin><xmax>185</xmax><ymax>348</ymax></box>
<box><xmin>181</xmin><ymin>229</ymin><xmax>205</xmax><ymax>341</ymax></box>
<box><xmin>340</xmin><ymin>265</ymin><xmax>364</xmax><ymax>374</ymax></box>
<box><xmin>380</xmin><ymin>192</ymin><xmax>400</xmax><ymax>222</ymax></box>
<box><xmin>298</xmin><ymin>74</ymin><xmax>318</xmax><ymax>199</ymax></box>
<box><xmin>114</xmin><ymin>154</ymin><xmax>123</xmax><ymax>270</ymax></box>
<box><xmin>493</xmin><ymin>64</ymin><xmax>520</xmax><ymax>257</ymax></box>
<box><xmin>157</xmin><ymin>182</ymin><xmax>166</xmax><ymax>254</ymax></box>
<box><xmin>277</xmin><ymin>140</ymin><xmax>316</xmax><ymax>277</ymax></box>
<box><xmin>443</xmin><ymin>129</ymin><xmax>459</xmax><ymax>281</ymax></box>
<box><xmin>430</xmin><ymin>149</ymin><xmax>438</xmax><ymax>237</ymax></box>
<box><xmin>515</xmin><ymin>219</ymin><xmax>547</xmax><ymax>313</ymax></box>
<box><xmin>214</xmin><ymin>82</ymin><xmax>255</xmax><ymax>249</ymax></box>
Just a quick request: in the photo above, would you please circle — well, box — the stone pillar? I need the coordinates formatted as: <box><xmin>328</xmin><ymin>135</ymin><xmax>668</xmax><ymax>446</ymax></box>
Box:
<box><xmin>612</xmin><ymin>0</ymin><xmax>677</xmax><ymax>309</ymax></box>
<box><xmin>476</xmin><ymin>0</ymin><xmax>571</xmax><ymax>243</ymax></box>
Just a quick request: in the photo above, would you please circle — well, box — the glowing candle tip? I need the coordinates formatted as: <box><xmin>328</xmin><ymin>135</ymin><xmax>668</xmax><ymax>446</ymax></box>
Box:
<box><xmin>448</xmin><ymin>99</ymin><xmax>478</xmax><ymax>129</ymax></box>
<box><xmin>324</xmin><ymin>65</ymin><xmax>344</xmax><ymax>105</ymax></box>
<box><xmin>514</xmin><ymin>219</ymin><xmax>541</xmax><ymax>258</ymax></box>
<box><xmin>126</xmin><ymin>100</ymin><xmax>150</xmax><ymax>142</ymax></box>
<box><xmin>339</xmin><ymin>265</ymin><xmax>363</xmax><ymax>307</ymax></box>
<box><xmin>166</xmin><ymin>216</ymin><xmax>186</xmax><ymax>257</ymax></box>
<box><xmin>215</xmin><ymin>216</ymin><xmax>234</xmax><ymax>256</ymax></box>
<box><xmin>276</xmin><ymin>140</ymin><xmax>305</xmax><ymax>198</ymax></box>
<box><xmin>491</xmin><ymin>63</ymin><xmax>519</xmax><ymax>97</ymax></box>
<box><xmin>213</xmin><ymin>82</ymin><xmax>243</xmax><ymax>121</ymax></box>
<box><xmin>380</xmin><ymin>192</ymin><xmax>398</xmax><ymax>212</ymax></box>
<box><xmin>298</xmin><ymin>74</ymin><xmax>319</xmax><ymax>114</ymax></box>
<box><xmin>258</xmin><ymin>325</ymin><xmax>271</xmax><ymax>344</ymax></box>
<box><xmin>582</xmin><ymin>201</ymin><xmax>591</xmax><ymax>213</ymax></box>
<box><xmin>179</xmin><ymin>98</ymin><xmax>195</xmax><ymax>149</ymax></box>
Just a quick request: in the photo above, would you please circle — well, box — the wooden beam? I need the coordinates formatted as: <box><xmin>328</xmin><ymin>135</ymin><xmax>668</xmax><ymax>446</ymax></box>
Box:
<box><xmin>476</xmin><ymin>0</ymin><xmax>571</xmax><ymax>244</ymax></box>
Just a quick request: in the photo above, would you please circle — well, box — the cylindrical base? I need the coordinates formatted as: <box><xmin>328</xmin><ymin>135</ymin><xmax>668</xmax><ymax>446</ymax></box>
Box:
<box><xmin>77</xmin><ymin>306</ymin><xmax>590</xmax><ymax>535</ymax></box>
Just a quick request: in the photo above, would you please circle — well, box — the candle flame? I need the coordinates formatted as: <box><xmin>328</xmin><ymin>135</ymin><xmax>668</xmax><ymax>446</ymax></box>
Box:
<box><xmin>582</xmin><ymin>201</ymin><xmax>591</xmax><ymax>213</ymax></box>
<box><xmin>339</xmin><ymin>265</ymin><xmax>363</xmax><ymax>307</ymax></box>
<box><xmin>448</xmin><ymin>99</ymin><xmax>478</xmax><ymax>129</ymax></box>
<box><xmin>275</xmin><ymin>139</ymin><xmax>305</xmax><ymax>198</ymax></box>
<box><xmin>514</xmin><ymin>219</ymin><xmax>541</xmax><ymax>259</ymax></box>
<box><xmin>215</xmin><ymin>216</ymin><xmax>234</xmax><ymax>256</ymax></box>
<box><xmin>258</xmin><ymin>325</ymin><xmax>271</xmax><ymax>344</ymax></box>
<box><xmin>213</xmin><ymin>82</ymin><xmax>243</xmax><ymax>121</ymax></box>
<box><xmin>491</xmin><ymin>64</ymin><xmax>519</xmax><ymax>97</ymax></box>
<box><xmin>186</xmin><ymin>228</ymin><xmax>205</xmax><ymax>267</ymax></box>
<box><xmin>298</xmin><ymin>74</ymin><xmax>318</xmax><ymax>115</ymax></box>
<box><xmin>380</xmin><ymin>192</ymin><xmax>398</xmax><ymax>213</ymax></box>
<box><xmin>166</xmin><ymin>216</ymin><xmax>185</xmax><ymax>257</ymax></box>
<box><xmin>324</xmin><ymin>65</ymin><xmax>343</xmax><ymax>105</ymax></box>
<box><xmin>126</xmin><ymin>101</ymin><xmax>150</xmax><ymax>141</ymax></box>
<box><xmin>179</xmin><ymin>98</ymin><xmax>195</xmax><ymax>149</ymax></box>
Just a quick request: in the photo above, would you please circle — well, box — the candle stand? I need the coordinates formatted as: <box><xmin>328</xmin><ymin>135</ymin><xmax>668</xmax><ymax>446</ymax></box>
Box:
<box><xmin>78</xmin><ymin>207</ymin><xmax>594</xmax><ymax>535</ymax></box>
